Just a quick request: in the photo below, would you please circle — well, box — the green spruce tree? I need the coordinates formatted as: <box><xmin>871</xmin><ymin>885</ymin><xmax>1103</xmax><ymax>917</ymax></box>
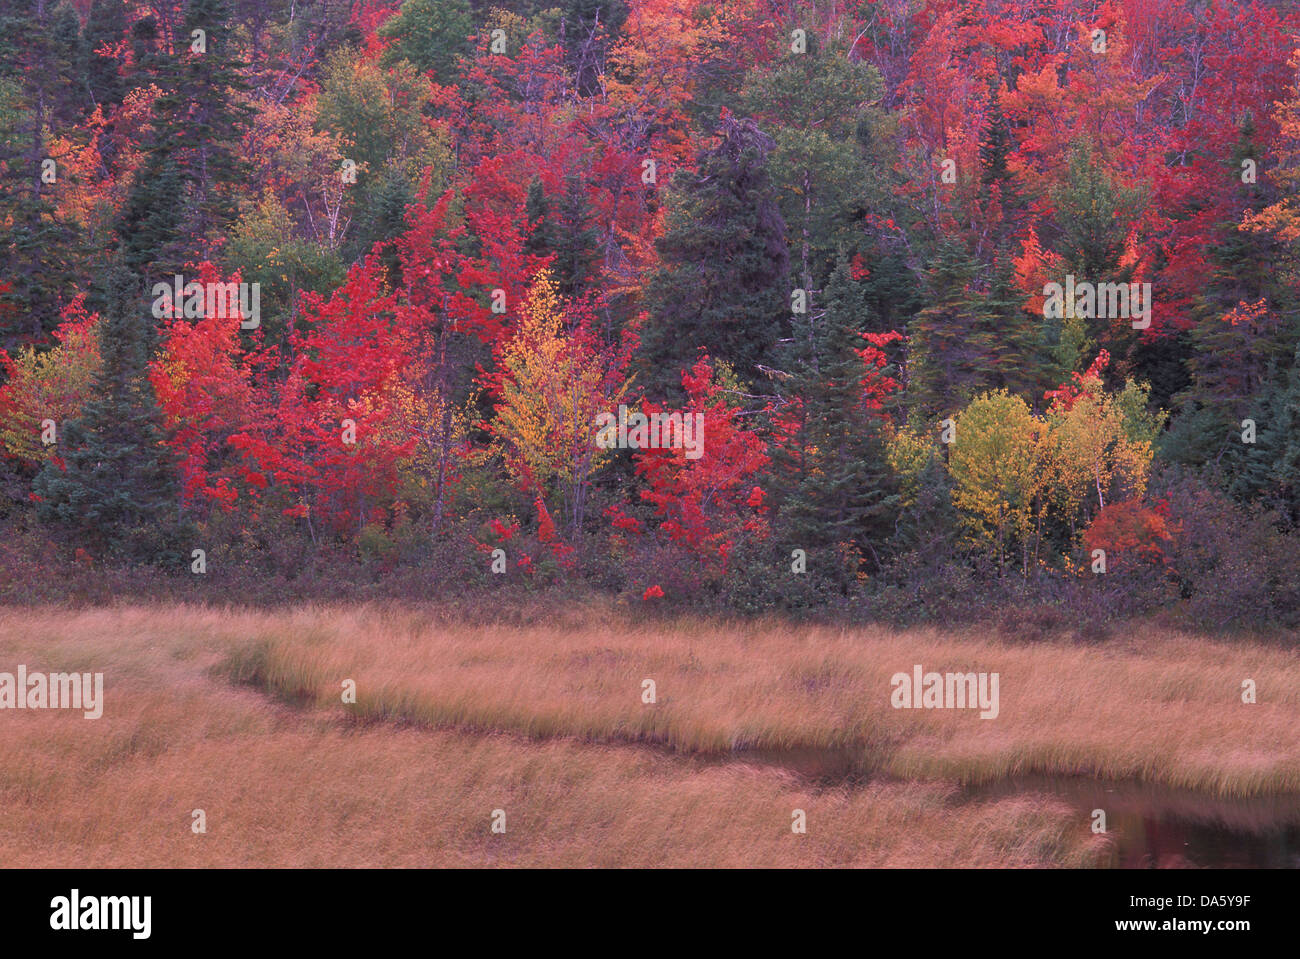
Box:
<box><xmin>639</xmin><ymin>114</ymin><xmax>790</xmax><ymax>399</ymax></box>
<box><xmin>35</xmin><ymin>267</ymin><xmax>188</xmax><ymax>563</ymax></box>
<box><xmin>524</xmin><ymin>173</ymin><xmax>600</xmax><ymax>299</ymax></box>
<box><xmin>773</xmin><ymin>256</ymin><xmax>898</xmax><ymax>585</ymax></box>
<box><xmin>1164</xmin><ymin>115</ymin><xmax>1298</xmax><ymax>479</ymax></box>
<box><xmin>117</xmin><ymin>0</ymin><xmax>252</xmax><ymax>277</ymax></box>
<box><xmin>0</xmin><ymin>0</ymin><xmax>87</xmax><ymax>346</ymax></box>
<box><xmin>83</xmin><ymin>0</ymin><xmax>131</xmax><ymax>112</ymax></box>
<box><xmin>907</xmin><ymin>237</ymin><xmax>1000</xmax><ymax>417</ymax></box>
<box><xmin>984</xmin><ymin>244</ymin><xmax>1051</xmax><ymax>404</ymax></box>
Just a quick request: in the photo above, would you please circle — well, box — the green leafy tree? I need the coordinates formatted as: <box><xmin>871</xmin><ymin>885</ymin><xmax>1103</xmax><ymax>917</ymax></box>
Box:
<box><xmin>378</xmin><ymin>0</ymin><xmax>474</xmax><ymax>85</ymax></box>
<box><xmin>318</xmin><ymin>49</ymin><xmax>451</xmax><ymax>268</ymax></box>
<box><xmin>224</xmin><ymin>193</ymin><xmax>346</xmax><ymax>347</ymax></box>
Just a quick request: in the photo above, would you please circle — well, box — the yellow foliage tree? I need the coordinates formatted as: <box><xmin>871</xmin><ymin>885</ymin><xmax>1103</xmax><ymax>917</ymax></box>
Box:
<box><xmin>385</xmin><ymin>373</ymin><xmax>483</xmax><ymax>527</ymax></box>
<box><xmin>947</xmin><ymin>380</ymin><xmax>1161</xmax><ymax>573</ymax></box>
<box><xmin>886</xmin><ymin>423</ymin><xmax>939</xmax><ymax>511</ymax></box>
<box><xmin>947</xmin><ymin>390</ymin><xmax>1043</xmax><ymax>572</ymax></box>
<box><xmin>493</xmin><ymin>271</ymin><xmax>633</xmax><ymax>537</ymax></box>
<box><xmin>1043</xmin><ymin>378</ymin><xmax>1155</xmax><ymax>530</ymax></box>
<box><xmin>0</xmin><ymin>303</ymin><xmax>102</xmax><ymax>465</ymax></box>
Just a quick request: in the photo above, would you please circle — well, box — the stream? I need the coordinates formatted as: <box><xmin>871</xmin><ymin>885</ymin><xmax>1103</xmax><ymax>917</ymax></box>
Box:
<box><xmin>970</xmin><ymin>775</ymin><xmax>1300</xmax><ymax>867</ymax></box>
<box><xmin>719</xmin><ymin>747</ymin><xmax>1300</xmax><ymax>867</ymax></box>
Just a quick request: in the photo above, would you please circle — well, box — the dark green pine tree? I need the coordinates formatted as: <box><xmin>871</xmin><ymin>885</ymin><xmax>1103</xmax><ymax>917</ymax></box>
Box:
<box><xmin>128</xmin><ymin>14</ymin><xmax>168</xmax><ymax>83</ymax></box>
<box><xmin>1051</xmin><ymin>140</ymin><xmax>1142</xmax><ymax>283</ymax></box>
<box><xmin>977</xmin><ymin>78</ymin><xmax>1024</xmax><ymax>249</ymax></box>
<box><xmin>639</xmin><ymin>114</ymin><xmax>790</xmax><ymax>399</ymax></box>
<box><xmin>0</xmin><ymin>0</ymin><xmax>86</xmax><ymax>348</ymax></box>
<box><xmin>890</xmin><ymin>445</ymin><xmax>961</xmax><ymax>584</ymax></box>
<box><xmin>118</xmin><ymin>0</ymin><xmax>253</xmax><ymax>277</ymax></box>
<box><xmin>555</xmin><ymin>0</ymin><xmax>630</xmax><ymax>97</ymax></box>
<box><xmin>984</xmin><ymin>244</ymin><xmax>1051</xmax><ymax>405</ymax></box>
<box><xmin>524</xmin><ymin>176</ymin><xmax>555</xmax><ymax>258</ymax></box>
<box><xmin>1164</xmin><ymin>114</ymin><xmax>1297</xmax><ymax>474</ymax></box>
<box><xmin>1048</xmin><ymin>137</ymin><xmax>1146</xmax><ymax>373</ymax></box>
<box><xmin>525</xmin><ymin>173</ymin><xmax>600</xmax><ymax>299</ymax></box>
<box><xmin>859</xmin><ymin>239</ymin><xmax>922</xmax><ymax>334</ymax></box>
<box><xmin>35</xmin><ymin>267</ymin><xmax>189</xmax><ymax>563</ymax></box>
<box><xmin>1190</xmin><ymin>115</ymin><xmax>1293</xmax><ymax>386</ymax></box>
<box><xmin>49</xmin><ymin>2</ymin><xmax>87</xmax><ymax>118</ymax></box>
<box><xmin>0</xmin><ymin>0</ymin><xmax>82</xmax><ymax>108</ymax></box>
<box><xmin>83</xmin><ymin>0</ymin><xmax>131</xmax><ymax>113</ymax></box>
<box><xmin>552</xmin><ymin>172</ymin><xmax>601</xmax><ymax>298</ymax></box>
<box><xmin>907</xmin><ymin>237</ymin><xmax>999</xmax><ymax>418</ymax></box>
<box><xmin>773</xmin><ymin>256</ymin><xmax>898</xmax><ymax>585</ymax></box>
<box><xmin>979</xmin><ymin>80</ymin><xmax>1014</xmax><ymax>198</ymax></box>
<box><xmin>1231</xmin><ymin>361</ymin><xmax>1300</xmax><ymax>521</ymax></box>
<box><xmin>1258</xmin><ymin>346</ymin><xmax>1300</xmax><ymax>528</ymax></box>
<box><xmin>346</xmin><ymin>164</ymin><xmax>415</xmax><ymax>282</ymax></box>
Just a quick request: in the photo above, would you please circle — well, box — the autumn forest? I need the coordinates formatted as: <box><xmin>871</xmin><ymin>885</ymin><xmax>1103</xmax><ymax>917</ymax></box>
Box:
<box><xmin>3</xmin><ymin>0</ymin><xmax>1300</xmax><ymax>632</ymax></box>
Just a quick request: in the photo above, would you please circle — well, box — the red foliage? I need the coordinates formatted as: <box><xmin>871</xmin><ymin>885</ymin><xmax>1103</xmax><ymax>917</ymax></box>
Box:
<box><xmin>535</xmin><ymin>496</ymin><xmax>576</xmax><ymax>569</ymax></box>
<box><xmin>858</xmin><ymin>330</ymin><xmax>905</xmax><ymax>416</ymax></box>
<box><xmin>1045</xmin><ymin>350</ymin><xmax>1110</xmax><ymax>412</ymax></box>
<box><xmin>150</xmin><ymin>263</ymin><xmax>266</xmax><ymax>512</ymax></box>
<box><xmin>635</xmin><ymin>357</ymin><xmax>770</xmax><ymax>574</ymax></box>
<box><xmin>1084</xmin><ymin>499</ymin><xmax>1176</xmax><ymax>569</ymax></box>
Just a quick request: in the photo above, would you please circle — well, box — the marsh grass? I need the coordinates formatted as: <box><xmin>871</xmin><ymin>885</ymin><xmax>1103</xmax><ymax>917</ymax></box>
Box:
<box><xmin>199</xmin><ymin>603</ymin><xmax>1300</xmax><ymax>797</ymax></box>
<box><xmin>0</xmin><ymin>604</ymin><xmax>1106</xmax><ymax>867</ymax></box>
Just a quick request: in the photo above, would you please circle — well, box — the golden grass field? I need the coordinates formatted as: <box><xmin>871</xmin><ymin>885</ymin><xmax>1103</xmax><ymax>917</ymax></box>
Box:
<box><xmin>1</xmin><ymin>603</ymin><xmax>1296</xmax><ymax>867</ymax></box>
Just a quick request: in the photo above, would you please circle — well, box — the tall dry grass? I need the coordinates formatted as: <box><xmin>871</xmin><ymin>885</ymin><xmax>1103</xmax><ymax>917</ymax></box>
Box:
<box><xmin>207</xmin><ymin>603</ymin><xmax>1300</xmax><ymax>797</ymax></box>
<box><xmin>0</xmin><ymin>605</ymin><xmax>1100</xmax><ymax>867</ymax></box>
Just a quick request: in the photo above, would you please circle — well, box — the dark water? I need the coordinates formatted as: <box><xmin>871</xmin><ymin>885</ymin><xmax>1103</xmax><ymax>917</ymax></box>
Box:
<box><xmin>965</xmin><ymin>775</ymin><xmax>1300</xmax><ymax>868</ymax></box>
<box><xmin>1102</xmin><ymin>812</ymin><xmax>1300</xmax><ymax>868</ymax></box>
<box><xmin>718</xmin><ymin>748</ymin><xmax>1300</xmax><ymax>868</ymax></box>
